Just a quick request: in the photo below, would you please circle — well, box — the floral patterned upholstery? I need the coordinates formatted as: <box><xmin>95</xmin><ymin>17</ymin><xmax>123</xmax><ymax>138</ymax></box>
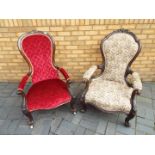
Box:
<box><xmin>83</xmin><ymin>65</ymin><xmax>98</xmax><ymax>81</ymax></box>
<box><xmin>84</xmin><ymin>30</ymin><xmax>142</xmax><ymax>113</ymax></box>
<box><xmin>127</xmin><ymin>72</ymin><xmax>142</xmax><ymax>93</ymax></box>
<box><xmin>85</xmin><ymin>77</ymin><xmax>133</xmax><ymax>113</ymax></box>
<box><xmin>102</xmin><ymin>32</ymin><xmax>139</xmax><ymax>84</ymax></box>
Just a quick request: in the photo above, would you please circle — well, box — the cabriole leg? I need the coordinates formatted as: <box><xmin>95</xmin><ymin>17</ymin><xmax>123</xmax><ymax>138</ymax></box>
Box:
<box><xmin>22</xmin><ymin>97</ymin><xmax>34</xmax><ymax>128</ymax></box>
<box><xmin>125</xmin><ymin>109</ymin><xmax>136</xmax><ymax>127</ymax></box>
<box><xmin>22</xmin><ymin>109</ymin><xmax>34</xmax><ymax>128</ymax></box>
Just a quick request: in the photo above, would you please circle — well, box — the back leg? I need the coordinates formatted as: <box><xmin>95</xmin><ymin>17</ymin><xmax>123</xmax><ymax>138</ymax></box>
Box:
<box><xmin>79</xmin><ymin>91</ymin><xmax>87</xmax><ymax>113</ymax></box>
<box><xmin>70</xmin><ymin>98</ymin><xmax>77</xmax><ymax>115</ymax></box>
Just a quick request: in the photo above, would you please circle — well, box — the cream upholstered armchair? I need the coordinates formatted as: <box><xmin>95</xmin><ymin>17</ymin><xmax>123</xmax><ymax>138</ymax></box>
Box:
<box><xmin>80</xmin><ymin>29</ymin><xmax>142</xmax><ymax>127</ymax></box>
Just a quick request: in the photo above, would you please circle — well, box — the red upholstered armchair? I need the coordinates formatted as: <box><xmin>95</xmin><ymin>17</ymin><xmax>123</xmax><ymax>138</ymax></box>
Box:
<box><xmin>17</xmin><ymin>31</ymin><xmax>76</xmax><ymax>128</ymax></box>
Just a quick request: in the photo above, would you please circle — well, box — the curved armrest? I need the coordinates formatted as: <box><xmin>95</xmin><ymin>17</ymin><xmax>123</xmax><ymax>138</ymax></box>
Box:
<box><xmin>83</xmin><ymin>65</ymin><xmax>98</xmax><ymax>81</ymax></box>
<box><xmin>57</xmin><ymin>67</ymin><xmax>70</xmax><ymax>81</ymax></box>
<box><xmin>127</xmin><ymin>72</ymin><xmax>142</xmax><ymax>93</ymax></box>
<box><xmin>17</xmin><ymin>73</ymin><xmax>31</xmax><ymax>94</ymax></box>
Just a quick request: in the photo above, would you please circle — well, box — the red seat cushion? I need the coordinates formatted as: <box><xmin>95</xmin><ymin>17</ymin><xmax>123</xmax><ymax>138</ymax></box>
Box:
<box><xmin>26</xmin><ymin>79</ymin><xmax>71</xmax><ymax>112</ymax></box>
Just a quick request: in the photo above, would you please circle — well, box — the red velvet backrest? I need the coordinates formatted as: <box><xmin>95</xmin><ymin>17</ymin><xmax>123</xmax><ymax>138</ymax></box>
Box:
<box><xmin>18</xmin><ymin>32</ymin><xmax>59</xmax><ymax>84</ymax></box>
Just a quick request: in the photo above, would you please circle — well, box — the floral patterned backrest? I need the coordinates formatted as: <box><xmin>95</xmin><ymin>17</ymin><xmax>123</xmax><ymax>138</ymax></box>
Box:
<box><xmin>18</xmin><ymin>31</ymin><xmax>59</xmax><ymax>84</ymax></box>
<box><xmin>101</xmin><ymin>30</ymin><xmax>140</xmax><ymax>84</ymax></box>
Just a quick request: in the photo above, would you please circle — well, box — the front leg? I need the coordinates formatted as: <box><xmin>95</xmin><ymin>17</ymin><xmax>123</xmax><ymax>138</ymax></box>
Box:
<box><xmin>125</xmin><ymin>90</ymin><xmax>137</xmax><ymax>127</ymax></box>
<box><xmin>125</xmin><ymin>109</ymin><xmax>136</xmax><ymax>127</ymax></box>
<box><xmin>22</xmin><ymin>108</ymin><xmax>34</xmax><ymax>128</ymax></box>
<box><xmin>19</xmin><ymin>92</ymin><xmax>34</xmax><ymax>128</ymax></box>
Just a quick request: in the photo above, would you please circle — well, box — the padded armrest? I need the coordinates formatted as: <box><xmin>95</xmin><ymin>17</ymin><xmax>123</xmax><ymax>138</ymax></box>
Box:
<box><xmin>57</xmin><ymin>67</ymin><xmax>70</xmax><ymax>81</ymax></box>
<box><xmin>17</xmin><ymin>73</ymin><xmax>30</xmax><ymax>93</ymax></box>
<box><xmin>127</xmin><ymin>72</ymin><xmax>142</xmax><ymax>93</ymax></box>
<box><xmin>83</xmin><ymin>65</ymin><xmax>98</xmax><ymax>81</ymax></box>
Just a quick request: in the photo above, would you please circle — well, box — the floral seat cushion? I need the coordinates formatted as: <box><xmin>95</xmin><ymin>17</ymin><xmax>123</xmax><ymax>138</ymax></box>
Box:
<box><xmin>85</xmin><ymin>77</ymin><xmax>133</xmax><ymax>113</ymax></box>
